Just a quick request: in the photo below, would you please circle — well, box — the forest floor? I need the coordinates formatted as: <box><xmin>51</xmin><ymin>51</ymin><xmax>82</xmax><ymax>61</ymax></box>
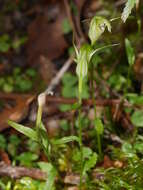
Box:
<box><xmin>0</xmin><ymin>0</ymin><xmax>143</xmax><ymax>189</ymax></box>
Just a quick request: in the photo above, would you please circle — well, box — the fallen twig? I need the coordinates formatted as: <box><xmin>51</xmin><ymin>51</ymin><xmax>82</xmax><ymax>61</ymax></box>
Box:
<box><xmin>115</xmin><ymin>0</ymin><xmax>126</xmax><ymax>7</ymax></box>
<box><xmin>0</xmin><ymin>162</ymin><xmax>46</xmax><ymax>180</ymax></box>
<box><xmin>63</xmin><ymin>0</ymin><xmax>79</xmax><ymax>44</ymax></box>
<box><xmin>46</xmin><ymin>96</ymin><xmax>134</xmax><ymax>107</ymax></box>
<box><xmin>45</xmin><ymin>56</ymin><xmax>74</xmax><ymax>94</ymax></box>
<box><xmin>74</xmin><ymin>0</ymin><xmax>87</xmax><ymax>43</ymax></box>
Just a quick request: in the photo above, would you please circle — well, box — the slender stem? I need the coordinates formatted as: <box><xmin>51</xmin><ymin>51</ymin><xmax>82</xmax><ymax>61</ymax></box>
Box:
<box><xmin>136</xmin><ymin>1</ymin><xmax>141</xmax><ymax>37</ymax></box>
<box><xmin>36</xmin><ymin>105</ymin><xmax>42</xmax><ymax>151</ymax></box>
<box><xmin>126</xmin><ymin>67</ymin><xmax>131</xmax><ymax>94</ymax></box>
<box><xmin>36</xmin><ymin>105</ymin><xmax>51</xmax><ymax>162</ymax></box>
<box><xmin>90</xmin><ymin>61</ymin><xmax>97</xmax><ymax>117</ymax></box>
<box><xmin>124</xmin><ymin>66</ymin><xmax>132</xmax><ymax>97</ymax></box>
<box><xmin>36</xmin><ymin>105</ymin><xmax>42</xmax><ymax>129</ymax></box>
<box><xmin>132</xmin><ymin>128</ymin><xmax>138</xmax><ymax>144</ymax></box>
<box><xmin>117</xmin><ymin>66</ymin><xmax>131</xmax><ymax>113</ymax></box>
<box><xmin>91</xmin><ymin>62</ymin><xmax>94</xmax><ymax>99</ymax></box>
<box><xmin>97</xmin><ymin>133</ymin><xmax>102</xmax><ymax>160</ymax></box>
<box><xmin>79</xmin><ymin>108</ymin><xmax>83</xmax><ymax>189</ymax></box>
<box><xmin>90</xmin><ymin>61</ymin><xmax>102</xmax><ymax>158</ymax></box>
<box><xmin>42</xmin><ymin>143</ymin><xmax>52</xmax><ymax>163</ymax></box>
<box><xmin>78</xmin><ymin>92</ymin><xmax>83</xmax><ymax>190</ymax></box>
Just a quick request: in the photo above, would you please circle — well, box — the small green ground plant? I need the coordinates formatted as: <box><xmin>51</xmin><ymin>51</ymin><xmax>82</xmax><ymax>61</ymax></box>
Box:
<box><xmin>0</xmin><ymin>67</ymin><xmax>37</xmax><ymax>93</ymax></box>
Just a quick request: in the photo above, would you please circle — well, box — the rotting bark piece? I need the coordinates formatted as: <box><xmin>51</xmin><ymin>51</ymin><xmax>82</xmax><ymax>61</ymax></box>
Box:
<box><xmin>0</xmin><ymin>161</ymin><xmax>46</xmax><ymax>180</ymax></box>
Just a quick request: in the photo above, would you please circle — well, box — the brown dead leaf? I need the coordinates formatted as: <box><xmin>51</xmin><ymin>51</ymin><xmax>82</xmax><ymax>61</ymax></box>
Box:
<box><xmin>27</xmin><ymin>1</ymin><xmax>67</xmax><ymax>65</ymax></box>
<box><xmin>111</xmin><ymin>105</ymin><xmax>122</xmax><ymax>122</ymax></box>
<box><xmin>134</xmin><ymin>53</ymin><xmax>143</xmax><ymax>81</ymax></box>
<box><xmin>120</xmin><ymin>112</ymin><xmax>134</xmax><ymax>132</ymax></box>
<box><xmin>39</xmin><ymin>55</ymin><xmax>56</xmax><ymax>84</ymax></box>
<box><xmin>103</xmin><ymin>155</ymin><xmax>124</xmax><ymax>169</ymax></box>
<box><xmin>46</xmin><ymin>119</ymin><xmax>59</xmax><ymax>137</ymax></box>
<box><xmin>64</xmin><ymin>174</ymin><xmax>80</xmax><ymax>185</ymax></box>
<box><xmin>111</xmin><ymin>105</ymin><xmax>133</xmax><ymax>131</ymax></box>
<box><xmin>67</xmin><ymin>187</ymin><xmax>79</xmax><ymax>190</ymax></box>
<box><xmin>0</xmin><ymin>64</ymin><xmax>4</xmax><ymax>72</ymax></box>
<box><xmin>92</xmin><ymin>171</ymin><xmax>104</xmax><ymax>180</ymax></box>
<box><xmin>0</xmin><ymin>93</ymin><xmax>35</xmax><ymax>131</ymax></box>
<box><xmin>103</xmin><ymin>155</ymin><xmax>113</xmax><ymax>169</ymax></box>
<box><xmin>0</xmin><ymin>149</ymin><xmax>11</xmax><ymax>165</ymax></box>
<box><xmin>113</xmin><ymin>160</ymin><xmax>123</xmax><ymax>168</ymax></box>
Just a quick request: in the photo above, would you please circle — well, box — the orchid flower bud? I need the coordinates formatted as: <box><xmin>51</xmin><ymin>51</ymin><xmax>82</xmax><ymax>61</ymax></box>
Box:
<box><xmin>38</xmin><ymin>93</ymin><xmax>46</xmax><ymax>107</ymax></box>
<box><xmin>88</xmin><ymin>16</ymin><xmax>111</xmax><ymax>46</ymax></box>
<box><xmin>75</xmin><ymin>44</ymin><xmax>92</xmax><ymax>95</ymax></box>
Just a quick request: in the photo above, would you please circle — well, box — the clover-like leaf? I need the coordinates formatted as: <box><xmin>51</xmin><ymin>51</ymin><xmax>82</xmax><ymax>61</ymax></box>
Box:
<box><xmin>88</xmin><ymin>16</ymin><xmax>111</xmax><ymax>45</ymax></box>
<box><xmin>83</xmin><ymin>152</ymin><xmax>98</xmax><ymax>176</ymax></box>
<box><xmin>94</xmin><ymin>118</ymin><xmax>104</xmax><ymax>135</ymax></box>
<box><xmin>38</xmin><ymin>162</ymin><xmax>57</xmax><ymax>190</ymax></box>
<box><xmin>131</xmin><ymin>110</ymin><xmax>143</xmax><ymax>127</ymax></box>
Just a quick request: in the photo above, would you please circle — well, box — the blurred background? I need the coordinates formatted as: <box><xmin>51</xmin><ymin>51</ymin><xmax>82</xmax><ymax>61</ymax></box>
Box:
<box><xmin>0</xmin><ymin>0</ymin><xmax>143</xmax><ymax>189</ymax></box>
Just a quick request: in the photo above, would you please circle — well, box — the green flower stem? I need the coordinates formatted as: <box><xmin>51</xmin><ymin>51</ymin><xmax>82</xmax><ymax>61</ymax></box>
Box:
<box><xmin>36</xmin><ymin>105</ymin><xmax>52</xmax><ymax>163</ymax></box>
<box><xmin>78</xmin><ymin>92</ymin><xmax>83</xmax><ymax>190</ymax></box>
<box><xmin>97</xmin><ymin>132</ymin><xmax>102</xmax><ymax>159</ymax></box>
<box><xmin>90</xmin><ymin>63</ymin><xmax>97</xmax><ymax>113</ymax></box>
<box><xmin>79</xmin><ymin>78</ymin><xmax>83</xmax><ymax>99</ymax></box>
<box><xmin>124</xmin><ymin>66</ymin><xmax>132</xmax><ymax>96</ymax></box>
<box><xmin>36</xmin><ymin>104</ymin><xmax>42</xmax><ymax>147</ymax></box>
<box><xmin>132</xmin><ymin>127</ymin><xmax>138</xmax><ymax>143</ymax></box>
<box><xmin>36</xmin><ymin>104</ymin><xmax>57</xmax><ymax>189</ymax></box>
<box><xmin>127</xmin><ymin>66</ymin><xmax>132</xmax><ymax>92</ymax></box>
<box><xmin>136</xmin><ymin>3</ymin><xmax>141</xmax><ymax>36</ymax></box>
<box><xmin>42</xmin><ymin>142</ymin><xmax>52</xmax><ymax>163</ymax></box>
<box><xmin>36</xmin><ymin>105</ymin><xmax>42</xmax><ymax>151</ymax></box>
<box><xmin>119</xmin><ymin>65</ymin><xmax>132</xmax><ymax>107</ymax></box>
<box><xmin>78</xmin><ymin>108</ymin><xmax>83</xmax><ymax>189</ymax></box>
<box><xmin>90</xmin><ymin>61</ymin><xmax>102</xmax><ymax>159</ymax></box>
<box><xmin>36</xmin><ymin>105</ymin><xmax>43</xmax><ymax>129</ymax></box>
